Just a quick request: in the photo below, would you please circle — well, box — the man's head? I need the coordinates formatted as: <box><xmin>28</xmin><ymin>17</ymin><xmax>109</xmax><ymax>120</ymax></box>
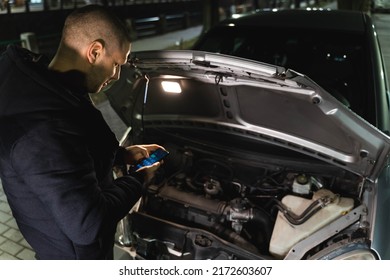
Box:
<box><xmin>49</xmin><ymin>5</ymin><xmax>132</xmax><ymax>94</ymax></box>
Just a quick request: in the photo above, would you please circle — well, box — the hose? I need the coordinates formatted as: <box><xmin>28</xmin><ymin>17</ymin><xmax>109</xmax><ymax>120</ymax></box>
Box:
<box><xmin>273</xmin><ymin>196</ymin><xmax>334</xmax><ymax>225</ymax></box>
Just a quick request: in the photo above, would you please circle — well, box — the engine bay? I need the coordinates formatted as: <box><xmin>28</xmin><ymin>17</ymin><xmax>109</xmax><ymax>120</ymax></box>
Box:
<box><xmin>120</xmin><ymin>142</ymin><xmax>369</xmax><ymax>260</ymax></box>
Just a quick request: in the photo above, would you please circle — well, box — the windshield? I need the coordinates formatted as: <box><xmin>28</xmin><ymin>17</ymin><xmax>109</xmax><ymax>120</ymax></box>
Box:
<box><xmin>193</xmin><ymin>25</ymin><xmax>374</xmax><ymax>125</ymax></box>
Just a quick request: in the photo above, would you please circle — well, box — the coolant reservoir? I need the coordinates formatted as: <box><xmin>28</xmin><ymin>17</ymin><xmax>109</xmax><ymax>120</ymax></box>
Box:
<box><xmin>269</xmin><ymin>189</ymin><xmax>354</xmax><ymax>259</ymax></box>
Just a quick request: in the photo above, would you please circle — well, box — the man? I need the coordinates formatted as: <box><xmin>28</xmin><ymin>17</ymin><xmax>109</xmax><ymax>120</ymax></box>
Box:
<box><xmin>0</xmin><ymin>5</ymin><xmax>163</xmax><ymax>259</ymax></box>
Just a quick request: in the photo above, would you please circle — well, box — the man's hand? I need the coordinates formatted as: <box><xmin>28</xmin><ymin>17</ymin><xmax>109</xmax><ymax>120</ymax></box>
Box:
<box><xmin>135</xmin><ymin>161</ymin><xmax>161</xmax><ymax>184</ymax></box>
<box><xmin>123</xmin><ymin>144</ymin><xmax>166</xmax><ymax>184</ymax></box>
<box><xmin>123</xmin><ymin>144</ymin><xmax>166</xmax><ymax>165</ymax></box>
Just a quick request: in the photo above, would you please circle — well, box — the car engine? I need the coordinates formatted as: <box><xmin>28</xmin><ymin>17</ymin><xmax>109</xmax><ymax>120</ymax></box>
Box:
<box><xmin>116</xmin><ymin>141</ymin><xmax>369</xmax><ymax>260</ymax></box>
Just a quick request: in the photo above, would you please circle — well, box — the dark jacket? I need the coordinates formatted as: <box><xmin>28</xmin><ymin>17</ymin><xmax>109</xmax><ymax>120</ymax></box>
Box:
<box><xmin>0</xmin><ymin>45</ymin><xmax>142</xmax><ymax>259</ymax></box>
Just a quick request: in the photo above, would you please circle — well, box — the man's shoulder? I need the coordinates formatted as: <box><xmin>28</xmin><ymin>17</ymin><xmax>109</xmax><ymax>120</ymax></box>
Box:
<box><xmin>5</xmin><ymin>44</ymin><xmax>49</xmax><ymax>65</ymax></box>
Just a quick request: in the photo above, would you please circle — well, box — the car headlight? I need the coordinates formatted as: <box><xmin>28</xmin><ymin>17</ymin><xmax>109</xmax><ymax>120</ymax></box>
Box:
<box><xmin>332</xmin><ymin>249</ymin><xmax>378</xmax><ymax>260</ymax></box>
<box><xmin>309</xmin><ymin>240</ymin><xmax>380</xmax><ymax>260</ymax></box>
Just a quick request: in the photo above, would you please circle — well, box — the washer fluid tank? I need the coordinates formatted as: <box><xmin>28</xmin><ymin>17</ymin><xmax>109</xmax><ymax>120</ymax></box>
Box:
<box><xmin>269</xmin><ymin>189</ymin><xmax>354</xmax><ymax>259</ymax></box>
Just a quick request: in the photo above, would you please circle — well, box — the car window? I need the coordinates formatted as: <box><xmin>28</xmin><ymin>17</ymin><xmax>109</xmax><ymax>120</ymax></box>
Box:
<box><xmin>194</xmin><ymin>26</ymin><xmax>374</xmax><ymax>125</ymax></box>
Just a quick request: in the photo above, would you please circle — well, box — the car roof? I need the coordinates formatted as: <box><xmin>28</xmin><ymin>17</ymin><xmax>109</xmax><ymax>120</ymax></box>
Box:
<box><xmin>218</xmin><ymin>9</ymin><xmax>367</xmax><ymax>33</ymax></box>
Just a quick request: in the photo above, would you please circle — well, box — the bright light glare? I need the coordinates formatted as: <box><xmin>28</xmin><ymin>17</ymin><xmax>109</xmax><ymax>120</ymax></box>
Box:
<box><xmin>161</xmin><ymin>81</ymin><xmax>182</xmax><ymax>94</ymax></box>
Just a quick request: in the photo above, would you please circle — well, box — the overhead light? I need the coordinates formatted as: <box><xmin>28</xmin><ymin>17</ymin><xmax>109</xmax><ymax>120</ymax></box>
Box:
<box><xmin>161</xmin><ymin>81</ymin><xmax>182</xmax><ymax>94</ymax></box>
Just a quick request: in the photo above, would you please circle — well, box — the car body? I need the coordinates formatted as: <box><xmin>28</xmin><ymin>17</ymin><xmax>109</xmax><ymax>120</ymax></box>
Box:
<box><xmin>372</xmin><ymin>0</ymin><xmax>390</xmax><ymax>11</ymax></box>
<box><xmin>105</xmin><ymin>48</ymin><xmax>390</xmax><ymax>260</ymax></box>
<box><xmin>192</xmin><ymin>9</ymin><xmax>390</xmax><ymax>132</ymax></box>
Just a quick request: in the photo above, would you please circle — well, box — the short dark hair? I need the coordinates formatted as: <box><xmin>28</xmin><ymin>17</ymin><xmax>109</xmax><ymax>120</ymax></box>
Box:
<box><xmin>63</xmin><ymin>4</ymin><xmax>131</xmax><ymax>47</ymax></box>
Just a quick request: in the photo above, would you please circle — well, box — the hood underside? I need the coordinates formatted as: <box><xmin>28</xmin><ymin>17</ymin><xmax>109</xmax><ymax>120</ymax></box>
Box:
<box><xmin>112</xmin><ymin>50</ymin><xmax>390</xmax><ymax>181</ymax></box>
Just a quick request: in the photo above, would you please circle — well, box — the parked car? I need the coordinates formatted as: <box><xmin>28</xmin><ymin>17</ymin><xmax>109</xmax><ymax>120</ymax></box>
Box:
<box><xmin>105</xmin><ymin>48</ymin><xmax>390</xmax><ymax>260</ymax></box>
<box><xmin>372</xmin><ymin>0</ymin><xmax>390</xmax><ymax>11</ymax></box>
<box><xmin>192</xmin><ymin>9</ymin><xmax>390</xmax><ymax>131</ymax></box>
<box><xmin>105</xmin><ymin>9</ymin><xmax>390</xmax><ymax>260</ymax></box>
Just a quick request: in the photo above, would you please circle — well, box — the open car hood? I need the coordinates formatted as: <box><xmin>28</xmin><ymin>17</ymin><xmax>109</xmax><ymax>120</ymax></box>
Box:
<box><xmin>108</xmin><ymin>50</ymin><xmax>390</xmax><ymax>181</ymax></box>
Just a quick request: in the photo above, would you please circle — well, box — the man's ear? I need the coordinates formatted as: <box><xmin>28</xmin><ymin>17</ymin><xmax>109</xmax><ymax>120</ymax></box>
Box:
<box><xmin>87</xmin><ymin>40</ymin><xmax>105</xmax><ymax>64</ymax></box>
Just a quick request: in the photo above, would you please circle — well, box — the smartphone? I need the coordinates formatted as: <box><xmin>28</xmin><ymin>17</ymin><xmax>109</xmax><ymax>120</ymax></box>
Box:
<box><xmin>133</xmin><ymin>148</ymin><xmax>169</xmax><ymax>171</ymax></box>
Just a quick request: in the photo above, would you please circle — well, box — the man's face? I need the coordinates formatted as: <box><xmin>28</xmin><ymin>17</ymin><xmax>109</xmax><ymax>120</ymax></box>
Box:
<box><xmin>87</xmin><ymin>42</ymin><xmax>131</xmax><ymax>94</ymax></box>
